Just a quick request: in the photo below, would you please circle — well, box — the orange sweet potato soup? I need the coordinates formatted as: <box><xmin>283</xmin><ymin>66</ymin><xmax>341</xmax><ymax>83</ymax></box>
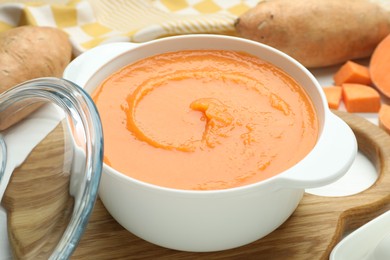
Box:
<box><xmin>93</xmin><ymin>50</ymin><xmax>319</xmax><ymax>190</ymax></box>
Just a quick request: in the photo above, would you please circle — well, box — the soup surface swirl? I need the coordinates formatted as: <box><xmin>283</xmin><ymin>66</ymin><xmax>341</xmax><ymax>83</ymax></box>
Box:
<box><xmin>93</xmin><ymin>50</ymin><xmax>319</xmax><ymax>190</ymax></box>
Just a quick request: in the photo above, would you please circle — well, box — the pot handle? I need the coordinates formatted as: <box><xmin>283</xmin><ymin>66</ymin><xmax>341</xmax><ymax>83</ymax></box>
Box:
<box><xmin>63</xmin><ymin>42</ymin><xmax>140</xmax><ymax>86</ymax></box>
<box><xmin>276</xmin><ymin>111</ymin><xmax>357</xmax><ymax>189</ymax></box>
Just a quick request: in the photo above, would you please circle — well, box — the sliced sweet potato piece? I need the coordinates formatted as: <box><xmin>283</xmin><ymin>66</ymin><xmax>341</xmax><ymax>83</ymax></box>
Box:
<box><xmin>333</xmin><ymin>60</ymin><xmax>371</xmax><ymax>86</ymax></box>
<box><xmin>323</xmin><ymin>86</ymin><xmax>342</xmax><ymax>109</ymax></box>
<box><xmin>342</xmin><ymin>83</ymin><xmax>381</xmax><ymax>113</ymax></box>
<box><xmin>370</xmin><ymin>33</ymin><xmax>390</xmax><ymax>98</ymax></box>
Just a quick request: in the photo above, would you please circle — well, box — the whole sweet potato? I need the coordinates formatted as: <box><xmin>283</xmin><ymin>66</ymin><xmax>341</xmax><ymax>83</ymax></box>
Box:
<box><xmin>0</xmin><ymin>26</ymin><xmax>72</xmax><ymax>130</ymax></box>
<box><xmin>235</xmin><ymin>0</ymin><xmax>390</xmax><ymax>68</ymax></box>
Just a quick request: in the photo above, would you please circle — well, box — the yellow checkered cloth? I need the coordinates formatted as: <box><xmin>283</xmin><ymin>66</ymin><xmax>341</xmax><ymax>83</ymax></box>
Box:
<box><xmin>0</xmin><ymin>0</ymin><xmax>258</xmax><ymax>55</ymax></box>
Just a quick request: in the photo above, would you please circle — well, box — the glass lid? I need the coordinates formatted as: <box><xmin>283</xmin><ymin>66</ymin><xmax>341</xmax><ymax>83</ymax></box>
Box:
<box><xmin>0</xmin><ymin>77</ymin><xmax>103</xmax><ymax>259</ymax></box>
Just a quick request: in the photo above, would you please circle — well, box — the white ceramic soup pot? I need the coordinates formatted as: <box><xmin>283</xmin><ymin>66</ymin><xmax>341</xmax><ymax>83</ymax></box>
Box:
<box><xmin>64</xmin><ymin>35</ymin><xmax>357</xmax><ymax>252</ymax></box>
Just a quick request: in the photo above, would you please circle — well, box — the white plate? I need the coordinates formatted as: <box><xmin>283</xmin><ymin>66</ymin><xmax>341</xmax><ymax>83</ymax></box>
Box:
<box><xmin>330</xmin><ymin>210</ymin><xmax>390</xmax><ymax>260</ymax></box>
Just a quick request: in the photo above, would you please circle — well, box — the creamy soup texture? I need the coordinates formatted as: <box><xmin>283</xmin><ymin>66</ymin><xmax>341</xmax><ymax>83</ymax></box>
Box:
<box><xmin>93</xmin><ymin>50</ymin><xmax>319</xmax><ymax>190</ymax></box>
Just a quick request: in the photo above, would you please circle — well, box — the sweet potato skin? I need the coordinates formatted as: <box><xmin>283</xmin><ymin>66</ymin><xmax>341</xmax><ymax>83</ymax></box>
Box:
<box><xmin>0</xmin><ymin>26</ymin><xmax>72</xmax><ymax>130</ymax></box>
<box><xmin>0</xmin><ymin>26</ymin><xmax>72</xmax><ymax>93</ymax></box>
<box><xmin>235</xmin><ymin>0</ymin><xmax>390</xmax><ymax>68</ymax></box>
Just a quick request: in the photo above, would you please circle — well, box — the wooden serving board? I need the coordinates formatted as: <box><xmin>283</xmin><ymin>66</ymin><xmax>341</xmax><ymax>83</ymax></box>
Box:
<box><xmin>5</xmin><ymin>110</ymin><xmax>390</xmax><ymax>259</ymax></box>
